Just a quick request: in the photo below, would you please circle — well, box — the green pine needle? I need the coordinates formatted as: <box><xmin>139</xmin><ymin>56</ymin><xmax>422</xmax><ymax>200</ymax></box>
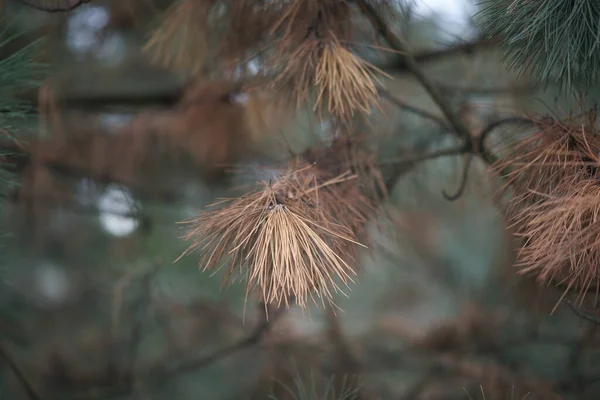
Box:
<box><xmin>269</xmin><ymin>372</ymin><xmax>361</xmax><ymax>400</ymax></box>
<box><xmin>477</xmin><ymin>0</ymin><xmax>600</xmax><ymax>91</ymax></box>
<box><xmin>0</xmin><ymin>26</ymin><xmax>48</xmax><ymax>213</ymax></box>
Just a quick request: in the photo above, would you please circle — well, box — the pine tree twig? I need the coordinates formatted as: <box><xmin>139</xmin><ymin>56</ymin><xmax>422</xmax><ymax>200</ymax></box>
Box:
<box><xmin>379</xmin><ymin>37</ymin><xmax>498</xmax><ymax>73</ymax></box>
<box><xmin>14</xmin><ymin>40</ymin><xmax>494</xmax><ymax>111</ymax></box>
<box><xmin>566</xmin><ymin>300</ymin><xmax>600</xmax><ymax>325</ymax></box>
<box><xmin>436</xmin><ymin>81</ymin><xmax>538</xmax><ymax>95</ymax></box>
<box><xmin>122</xmin><ymin>263</ymin><xmax>162</xmax><ymax>392</ymax></box>
<box><xmin>400</xmin><ymin>366</ymin><xmax>442</xmax><ymax>400</ymax></box>
<box><xmin>1</xmin><ymin>139</ymin><xmax>180</xmax><ymax>203</ymax></box>
<box><xmin>65</xmin><ymin>304</ymin><xmax>285</xmax><ymax>400</ymax></box>
<box><xmin>442</xmin><ymin>152</ymin><xmax>473</xmax><ymax>201</ymax></box>
<box><xmin>382</xmin><ymin>115</ymin><xmax>532</xmax><ymax>195</ymax></box>
<box><xmin>378</xmin><ymin>88</ymin><xmax>449</xmax><ymax>129</ymax></box>
<box><xmin>325</xmin><ymin>307</ymin><xmax>365</xmax><ymax>399</ymax></box>
<box><xmin>478</xmin><ymin>117</ymin><xmax>535</xmax><ymax>152</ymax></box>
<box><xmin>477</xmin><ymin>116</ymin><xmax>535</xmax><ymax>172</ymax></box>
<box><xmin>357</xmin><ymin>0</ymin><xmax>472</xmax><ymax>146</ymax></box>
<box><xmin>160</xmin><ymin>304</ymin><xmax>285</xmax><ymax>379</ymax></box>
<box><xmin>14</xmin><ymin>0</ymin><xmax>91</xmax><ymax>13</ymax></box>
<box><xmin>381</xmin><ymin>145</ymin><xmax>468</xmax><ymax>190</ymax></box>
<box><xmin>0</xmin><ymin>342</ymin><xmax>43</xmax><ymax>400</ymax></box>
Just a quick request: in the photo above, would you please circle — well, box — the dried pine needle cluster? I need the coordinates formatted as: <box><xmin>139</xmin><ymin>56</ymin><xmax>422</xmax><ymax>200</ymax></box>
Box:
<box><xmin>142</xmin><ymin>0</ymin><xmax>213</xmax><ymax>74</ymax></box>
<box><xmin>269</xmin><ymin>0</ymin><xmax>389</xmax><ymax>123</ymax></box>
<box><xmin>144</xmin><ymin>0</ymin><xmax>390</xmax><ymax>124</ymax></box>
<box><xmin>178</xmin><ymin>162</ymin><xmax>369</xmax><ymax>309</ymax></box>
<box><xmin>302</xmin><ymin>135</ymin><xmax>384</xmax><ymax>240</ymax></box>
<box><xmin>494</xmin><ymin>114</ymin><xmax>600</xmax><ymax>299</ymax></box>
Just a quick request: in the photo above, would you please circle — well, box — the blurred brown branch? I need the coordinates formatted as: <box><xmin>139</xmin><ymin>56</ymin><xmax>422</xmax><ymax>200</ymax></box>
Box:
<box><xmin>0</xmin><ymin>342</ymin><xmax>43</xmax><ymax>400</ymax></box>
<box><xmin>566</xmin><ymin>300</ymin><xmax>600</xmax><ymax>325</ymax></box>
<box><xmin>14</xmin><ymin>0</ymin><xmax>91</xmax><ymax>13</ymax></box>
<box><xmin>357</xmin><ymin>0</ymin><xmax>472</xmax><ymax>145</ymax></box>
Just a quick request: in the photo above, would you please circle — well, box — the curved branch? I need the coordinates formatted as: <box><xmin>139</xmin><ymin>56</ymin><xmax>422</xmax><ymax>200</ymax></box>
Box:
<box><xmin>478</xmin><ymin>117</ymin><xmax>535</xmax><ymax>153</ymax></box>
<box><xmin>357</xmin><ymin>0</ymin><xmax>472</xmax><ymax>145</ymax></box>
<box><xmin>566</xmin><ymin>300</ymin><xmax>600</xmax><ymax>325</ymax></box>
<box><xmin>0</xmin><ymin>343</ymin><xmax>42</xmax><ymax>400</ymax></box>
<box><xmin>14</xmin><ymin>0</ymin><xmax>91</xmax><ymax>13</ymax></box>
<box><xmin>442</xmin><ymin>152</ymin><xmax>473</xmax><ymax>201</ymax></box>
<box><xmin>378</xmin><ymin>88</ymin><xmax>449</xmax><ymax>129</ymax></box>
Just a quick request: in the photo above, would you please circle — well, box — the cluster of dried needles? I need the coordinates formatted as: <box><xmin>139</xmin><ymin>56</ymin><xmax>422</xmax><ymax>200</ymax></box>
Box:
<box><xmin>142</xmin><ymin>0</ymin><xmax>211</xmax><ymax>74</ymax></box>
<box><xmin>269</xmin><ymin>0</ymin><xmax>389</xmax><ymax>123</ymax></box>
<box><xmin>494</xmin><ymin>115</ymin><xmax>600</xmax><ymax>304</ymax></box>
<box><xmin>178</xmin><ymin>164</ymin><xmax>366</xmax><ymax>309</ymax></box>
<box><xmin>314</xmin><ymin>38</ymin><xmax>388</xmax><ymax>122</ymax></box>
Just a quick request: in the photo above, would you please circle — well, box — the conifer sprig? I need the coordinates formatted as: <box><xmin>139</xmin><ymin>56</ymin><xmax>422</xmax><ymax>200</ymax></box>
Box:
<box><xmin>269</xmin><ymin>0</ymin><xmax>389</xmax><ymax>124</ymax></box>
<box><xmin>478</xmin><ymin>0</ymin><xmax>600</xmax><ymax>90</ymax></box>
<box><xmin>178</xmin><ymin>163</ymin><xmax>367</xmax><ymax>309</ymax></box>
<box><xmin>493</xmin><ymin>114</ymin><xmax>600</xmax><ymax>303</ymax></box>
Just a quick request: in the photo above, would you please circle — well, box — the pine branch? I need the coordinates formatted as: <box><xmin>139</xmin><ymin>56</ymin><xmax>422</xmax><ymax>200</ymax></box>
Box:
<box><xmin>378</xmin><ymin>37</ymin><xmax>498</xmax><ymax>73</ymax></box>
<box><xmin>14</xmin><ymin>0</ymin><xmax>91</xmax><ymax>13</ymax></box>
<box><xmin>356</xmin><ymin>0</ymin><xmax>472</xmax><ymax>145</ymax></box>
<box><xmin>478</xmin><ymin>0</ymin><xmax>600</xmax><ymax>91</ymax></box>
<box><xmin>381</xmin><ymin>145</ymin><xmax>468</xmax><ymax>190</ymax></box>
<box><xmin>161</xmin><ymin>305</ymin><xmax>284</xmax><ymax>378</ymax></box>
<box><xmin>377</xmin><ymin>88</ymin><xmax>448</xmax><ymax>129</ymax></box>
<box><xmin>64</xmin><ymin>304</ymin><xmax>286</xmax><ymax>400</ymax></box>
<box><xmin>14</xmin><ymin>38</ymin><xmax>495</xmax><ymax>112</ymax></box>
<box><xmin>0</xmin><ymin>342</ymin><xmax>43</xmax><ymax>400</ymax></box>
<box><xmin>566</xmin><ymin>300</ymin><xmax>600</xmax><ymax>325</ymax></box>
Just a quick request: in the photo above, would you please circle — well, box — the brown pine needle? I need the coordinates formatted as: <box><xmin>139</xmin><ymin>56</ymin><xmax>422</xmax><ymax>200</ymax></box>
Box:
<box><xmin>142</xmin><ymin>0</ymin><xmax>211</xmax><ymax>74</ymax></box>
<box><xmin>314</xmin><ymin>38</ymin><xmax>390</xmax><ymax>122</ymax></box>
<box><xmin>177</xmin><ymin>163</ymin><xmax>367</xmax><ymax>309</ymax></box>
<box><xmin>493</xmin><ymin>114</ymin><xmax>600</xmax><ymax>303</ymax></box>
<box><xmin>267</xmin><ymin>0</ymin><xmax>390</xmax><ymax>123</ymax></box>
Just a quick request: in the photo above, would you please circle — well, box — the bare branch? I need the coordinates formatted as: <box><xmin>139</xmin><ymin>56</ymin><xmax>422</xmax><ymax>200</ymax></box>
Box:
<box><xmin>357</xmin><ymin>0</ymin><xmax>472</xmax><ymax>145</ymax></box>
<box><xmin>566</xmin><ymin>300</ymin><xmax>600</xmax><ymax>325</ymax></box>
<box><xmin>378</xmin><ymin>88</ymin><xmax>449</xmax><ymax>129</ymax></box>
<box><xmin>442</xmin><ymin>152</ymin><xmax>473</xmax><ymax>201</ymax></box>
<box><xmin>381</xmin><ymin>145</ymin><xmax>468</xmax><ymax>189</ymax></box>
<box><xmin>14</xmin><ymin>0</ymin><xmax>91</xmax><ymax>13</ymax></box>
<box><xmin>0</xmin><ymin>343</ymin><xmax>43</xmax><ymax>400</ymax></box>
<box><xmin>478</xmin><ymin>117</ymin><xmax>535</xmax><ymax>152</ymax></box>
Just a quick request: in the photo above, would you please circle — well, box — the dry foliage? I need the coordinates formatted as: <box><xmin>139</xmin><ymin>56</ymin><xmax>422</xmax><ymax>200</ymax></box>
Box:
<box><xmin>142</xmin><ymin>0</ymin><xmax>214</xmax><ymax>74</ymax></box>
<box><xmin>178</xmin><ymin>161</ymin><xmax>368</xmax><ymax>309</ymax></box>
<box><xmin>302</xmin><ymin>135</ymin><xmax>384</xmax><ymax>242</ymax></box>
<box><xmin>113</xmin><ymin>80</ymin><xmax>282</xmax><ymax>181</ymax></box>
<box><xmin>268</xmin><ymin>0</ymin><xmax>389</xmax><ymax>124</ymax></box>
<box><xmin>143</xmin><ymin>0</ymin><xmax>389</xmax><ymax>123</ymax></box>
<box><xmin>493</xmin><ymin>113</ymin><xmax>600</xmax><ymax>303</ymax></box>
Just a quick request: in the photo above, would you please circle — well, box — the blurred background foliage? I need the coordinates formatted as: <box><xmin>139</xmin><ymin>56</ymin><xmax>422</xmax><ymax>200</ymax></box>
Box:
<box><xmin>0</xmin><ymin>1</ymin><xmax>598</xmax><ymax>399</ymax></box>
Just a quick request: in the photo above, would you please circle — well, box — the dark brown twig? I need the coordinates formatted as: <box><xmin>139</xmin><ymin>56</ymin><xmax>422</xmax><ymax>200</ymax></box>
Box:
<box><xmin>378</xmin><ymin>88</ymin><xmax>449</xmax><ymax>129</ymax></box>
<box><xmin>14</xmin><ymin>0</ymin><xmax>91</xmax><ymax>13</ymax></box>
<box><xmin>381</xmin><ymin>145</ymin><xmax>468</xmax><ymax>189</ymax></box>
<box><xmin>566</xmin><ymin>300</ymin><xmax>600</xmax><ymax>325</ymax></box>
<box><xmin>478</xmin><ymin>117</ymin><xmax>535</xmax><ymax>153</ymax></box>
<box><xmin>442</xmin><ymin>152</ymin><xmax>473</xmax><ymax>201</ymax></box>
<box><xmin>0</xmin><ymin>342</ymin><xmax>43</xmax><ymax>400</ymax></box>
<box><xmin>160</xmin><ymin>304</ymin><xmax>285</xmax><ymax>378</ymax></box>
<box><xmin>357</xmin><ymin>0</ymin><xmax>472</xmax><ymax>145</ymax></box>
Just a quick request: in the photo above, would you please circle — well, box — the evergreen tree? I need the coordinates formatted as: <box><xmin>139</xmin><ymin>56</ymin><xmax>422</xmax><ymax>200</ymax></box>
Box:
<box><xmin>5</xmin><ymin>0</ymin><xmax>600</xmax><ymax>399</ymax></box>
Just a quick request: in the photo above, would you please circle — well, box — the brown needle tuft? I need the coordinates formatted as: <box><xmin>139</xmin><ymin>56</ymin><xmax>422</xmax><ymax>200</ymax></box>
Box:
<box><xmin>142</xmin><ymin>0</ymin><xmax>214</xmax><ymax>74</ymax></box>
<box><xmin>302</xmin><ymin>135</ymin><xmax>384</xmax><ymax>243</ymax></box>
<box><xmin>269</xmin><ymin>0</ymin><xmax>389</xmax><ymax>124</ymax></box>
<box><xmin>178</xmin><ymin>162</ymin><xmax>366</xmax><ymax>309</ymax></box>
<box><xmin>493</xmin><ymin>113</ymin><xmax>600</xmax><ymax>304</ymax></box>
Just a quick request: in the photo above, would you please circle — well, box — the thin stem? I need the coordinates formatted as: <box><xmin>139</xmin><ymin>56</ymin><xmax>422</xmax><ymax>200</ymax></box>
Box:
<box><xmin>0</xmin><ymin>343</ymin><xmax>43</xmax><ymax>400</ymax></box>
<box><xmin>357</xmin><ymin>0</ymin><xmax>471</xmax><ymax>145</ymax></box>
<box><xmin>378</xmin><ymin>88</ymin><xmax>449</xmax><ymax>129</ymax></box>
<box><xmin>566</xmin><ymin>300</ymin><xmax>600</xmax><ymax>325</ymax></box>
<box><xmin>15</xmin><ymin>0</ymin><xmax>91</xmax><ymax>13</ymax></box>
